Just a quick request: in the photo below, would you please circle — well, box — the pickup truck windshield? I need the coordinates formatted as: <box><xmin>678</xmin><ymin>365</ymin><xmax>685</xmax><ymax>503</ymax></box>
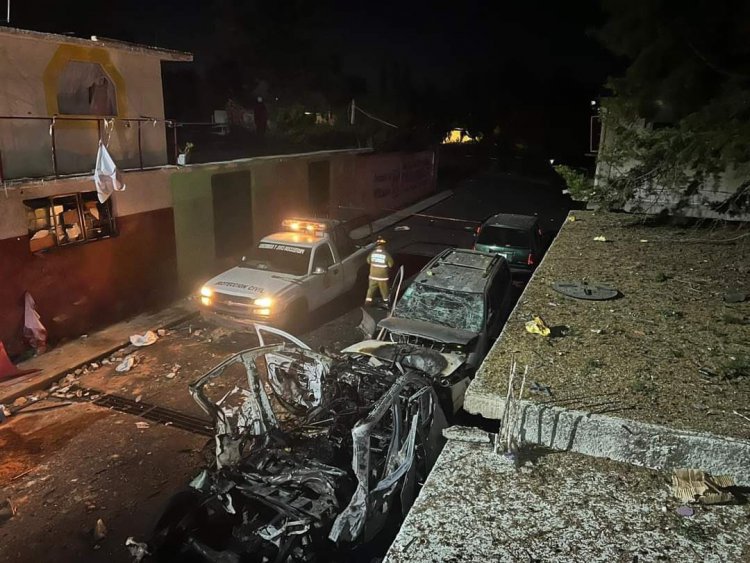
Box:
<box><xmin>241</xmin><ymin>242</ymin><xmax>311</xmax><ymax>276</ymax></box>
<box><xmin>477</xmin><ymin>226</ymin><xmax>530</xmax><ymax>248</ymax></box>
<box><xmin>394</xmin><ymin>284</ymin><xmax>484</xmax><ymax>333</ymax></box>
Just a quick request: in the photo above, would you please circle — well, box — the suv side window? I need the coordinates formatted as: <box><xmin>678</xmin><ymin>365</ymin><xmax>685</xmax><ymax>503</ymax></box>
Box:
<box><xmin>313</xmin><ymin>243</ymin><xmax>335</xmax><ymax>270</ymax></box>
<box><xmin>488</xmin><ymin>264</ymin><xmax>510</xmax><ymax>313</ymax></box>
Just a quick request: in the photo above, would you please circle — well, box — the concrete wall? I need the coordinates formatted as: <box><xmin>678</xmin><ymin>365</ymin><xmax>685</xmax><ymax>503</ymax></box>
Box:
<box><xmin>0</xmin><ymin>32</ymin><xmax>168</xmax><ymax>179</ymax></box>
<box><xmin>595</xmin><ymin>122</ymin><xmax>750</xmax><ymax>221</ymax></box>
<box><xmin>170</xmin><ymin>149</ymin><xmax>437</xmax><ymax>293</ymax></box>
<box><xmin>0</xmin><ymin>148</ymin><xmax>437</xmax><ymax>355</ymax></box>
<box><xmin>0</xmin><ymin>169</ymin><xmax>176</xmax><ymax>356</ymax></box>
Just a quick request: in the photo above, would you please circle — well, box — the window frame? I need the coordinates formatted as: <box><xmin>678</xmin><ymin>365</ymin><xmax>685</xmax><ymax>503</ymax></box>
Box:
<box><xmin>312</xmin><ymin>243</ymin><xmax>335</xmax><ymax>271</ymax></box>
<box><xmin>24</xmin><ymin>192</ymin><xmax>117</xmax><ymax>253</ymax></box>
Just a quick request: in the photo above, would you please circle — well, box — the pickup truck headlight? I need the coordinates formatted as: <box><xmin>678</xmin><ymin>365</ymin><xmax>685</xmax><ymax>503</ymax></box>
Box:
<box><xmin>254</xmin><ymin>297</ymin><xmax>273</xmax><ymax>308</ymax></box>
<box><xmin>200</xmin><ymin>286</ymin><xmax>213</xmax><ymax>298</ymax></box>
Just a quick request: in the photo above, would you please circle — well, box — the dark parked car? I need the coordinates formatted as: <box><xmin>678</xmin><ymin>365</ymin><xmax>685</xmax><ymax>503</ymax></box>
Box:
<box><xmin>473</xmin><ymin>213</ymin><xmax>546</xmax><ymax>276</ymax></box>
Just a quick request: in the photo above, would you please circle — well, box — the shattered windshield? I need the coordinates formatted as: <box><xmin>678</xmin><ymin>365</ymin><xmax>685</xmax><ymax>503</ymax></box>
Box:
<box><xmin>477</xmin><ymin>225</ymin><xmax>530</xmax><ymax>247</ymax></box>
<box><xmin>241</xmin><ymin>242</ymin><xmax>311</xmax><ymax>276</ymax></box>
<box><xmin>394</xmin><ymin>284</ymin><xmax>485</xmax><ymax>332</ymax></box>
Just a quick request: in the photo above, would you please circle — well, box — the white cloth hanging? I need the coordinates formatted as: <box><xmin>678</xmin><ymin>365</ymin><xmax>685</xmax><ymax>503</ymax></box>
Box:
<box><xmin>94</xmin><ymin>141</ymin><xmax>126</xmax><ymax>203</ymax></box>
<box><xmin>24</xmin><ymin>292</ymin><xmax>47</xmax><ymax>352</ymax></box>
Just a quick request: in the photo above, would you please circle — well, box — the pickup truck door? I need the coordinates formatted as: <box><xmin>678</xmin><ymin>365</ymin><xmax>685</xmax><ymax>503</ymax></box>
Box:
<box><xmin>332</xmin><ymin>229</ymin><xmax>368</xmax><ymax>290</ymax></box>
<box><xmin>308</xmin><ymin>242</ymin><xmax>344</xmax><ymax>308</ymax></box>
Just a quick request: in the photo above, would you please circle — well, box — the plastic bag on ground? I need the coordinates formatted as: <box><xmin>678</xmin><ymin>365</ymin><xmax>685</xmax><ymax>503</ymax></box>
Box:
<box><xmin>129</xmin><ymin>331</ymin><xmax>158</xmax><ymax>347</ymax></box>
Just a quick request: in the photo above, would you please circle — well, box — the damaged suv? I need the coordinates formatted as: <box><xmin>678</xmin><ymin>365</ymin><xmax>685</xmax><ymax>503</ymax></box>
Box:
<box><xmin>135</xmin><ymin>327</ymin><xmax>457</xmax><ymax>563</ymax></box>
<box><xmin>378</xmin><ymin>248</ymin><xmax>512</xmax><ymax>369</ymax></box>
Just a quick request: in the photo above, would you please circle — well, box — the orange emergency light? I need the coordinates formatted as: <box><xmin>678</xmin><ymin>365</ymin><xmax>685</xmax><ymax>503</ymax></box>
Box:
<box><xmin>282</xmin><ymin>219</ymin><xmax>328</xmax><ymax>234</ymax></box>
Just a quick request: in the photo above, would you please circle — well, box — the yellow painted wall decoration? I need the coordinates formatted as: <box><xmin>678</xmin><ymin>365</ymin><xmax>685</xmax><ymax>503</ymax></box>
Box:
<box><xmin>43</xmin><ymin>44</ymin><xmax>128</xmax><ymax>128</ymax></box>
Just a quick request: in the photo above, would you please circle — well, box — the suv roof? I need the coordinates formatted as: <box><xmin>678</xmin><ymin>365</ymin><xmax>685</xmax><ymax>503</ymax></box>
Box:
<box><xmin>414</xmin><ymin>248</ymin><xmax>505</xmax><ymax>294</ymax></box>
<box><xmin>483</xmin><ymin>213</ymin><xmax>538</xmax><ymax>229</ymax></box>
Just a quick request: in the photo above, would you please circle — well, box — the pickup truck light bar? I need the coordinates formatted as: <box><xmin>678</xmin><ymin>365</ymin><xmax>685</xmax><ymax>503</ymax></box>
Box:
<box><xmin>282</xmin><ymin>219</ymin><xmax>328</xmax><ymax>234</ymax></box>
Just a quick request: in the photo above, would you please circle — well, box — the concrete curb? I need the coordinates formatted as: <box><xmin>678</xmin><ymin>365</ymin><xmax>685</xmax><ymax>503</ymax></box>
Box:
<box><xmin>0</xmin><ymin>307</ymin><xmax>198</xmax><ymax>404</ymax></box>
<box><xmin>465</xmin><ymin>393</ymin><xmax>750</xmax><ymax>486</ymax></box>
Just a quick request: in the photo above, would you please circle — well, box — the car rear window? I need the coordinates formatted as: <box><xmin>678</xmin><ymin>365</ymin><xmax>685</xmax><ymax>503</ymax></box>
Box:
<box><xmin>477</xmin><ymin>225</ymin><xmax>530</xmax><ymax>248</ymax></box>
<box><xmin>395</xmin><ymin>284</ymin><xmax>484</xmax><ymax>333</ymax></box>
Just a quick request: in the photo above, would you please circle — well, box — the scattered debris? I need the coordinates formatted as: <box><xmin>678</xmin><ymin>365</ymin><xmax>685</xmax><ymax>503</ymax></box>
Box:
<box><xmin>0</xmin><ymin>498</ymin><xmax>18</xmax><ymax>523</ymax></box>
<box><xmin>525</xmin><ymin>316</ymin><xmax>551</xmax><ymax>337</ymax></box>
<box><xmin>12</xmin><ymin>396</ymin><xmax>28</xmax><ymax>408</ymax></box>
<box><xmin>676</xmin><ymin>505</ymin><xmax>695</xmax><ymax>517</ymax></box>
<box><xmin>126</xmin><ymin>537</ymin><xmax>150</xmax><ymax>562</ymax></box>
<box><xmin>639</xmin><ymin>239</ymin><xmax>649</xmax><ymax>243</ymax></box>
<box><xmin>567</xmin><ymin>215</ymin><xmax>576</xmax><ymax>222</ymax></box>
<box><xmin>552</xmin><ymin>281</ymin><xmax>619</xmax><ymax>301</ymax></box>
<box><xmin>135</xmin><ymin>395</ymin><xmax>142</xmax><ymax>403</ymax></box>
<box><xmin>593</xmin><ymin>235</ymin><xmax>608</xmax><ymax>242</ymax></box>
<box><xmin>157</xmin><ymin>329</ymin><xmax>167</xmax><ymax>337</ymax></box>
<box><xmin>529</xmin><ymin>381</ymin><xmax>553</xmax><ymax>396</ymax></box>
<box><xmin>90</xmin><ymin>362</ymin><xmax>99</xmax><ymax>370</ymax></box>
<box><xmin>135</xmin><ymin>422</ymin><xmax>150</xmax><ymax>430</ymax></box>
<box><xmin>130</xmin><ymin>331</ymin><xmax>158</xmax><ymax>347</ymax></box>
<box><xmin>115</xmin><ymin>356</ymin><xmax>135</xmax><ymax>373</ymax></box>
<box><xmin>94</xmin><ymin>518</ymin><xmax>108</xmax><ymax>541</ymax></box>
<box><xmin>394</xmin><ymin>225</ymin><xmax>411</xmax><ymax>231</ymax></box>
<box><xmin>671</xmin><ymin>469</ymin><xmax>736</xmax><ymax>505</ymax></box>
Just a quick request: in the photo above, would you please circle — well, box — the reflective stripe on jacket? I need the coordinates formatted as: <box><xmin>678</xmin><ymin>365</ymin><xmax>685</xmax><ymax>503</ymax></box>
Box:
<box><xmin>368</xmin><ymin>247</ymin><xmax>394</xmax><ymax>279</ymax></box>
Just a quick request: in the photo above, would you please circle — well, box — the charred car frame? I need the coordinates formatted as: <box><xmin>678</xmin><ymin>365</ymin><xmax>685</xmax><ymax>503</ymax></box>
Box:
<box><xmin>135</xmin><ymin>327</ymin><xmax>457</xmax><ymax>562</ymax></box>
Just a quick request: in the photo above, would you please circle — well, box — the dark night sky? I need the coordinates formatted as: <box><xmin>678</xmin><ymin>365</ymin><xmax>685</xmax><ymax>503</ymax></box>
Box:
<box><xmin>7</xmin><ymin>0</ymin><xmax>612</xmax><ymax>88</ymax></box>
<box><xmin>5</xmin><ymin>0</ymin><xmax>617</xmax><ymax>157</ymax></box>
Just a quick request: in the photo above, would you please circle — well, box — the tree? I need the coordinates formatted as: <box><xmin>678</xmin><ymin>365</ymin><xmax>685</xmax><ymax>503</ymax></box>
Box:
<box><xmin>594</xmin><ymin>0</ymin><xmax>750</xmax><ymax>214</ymax></box>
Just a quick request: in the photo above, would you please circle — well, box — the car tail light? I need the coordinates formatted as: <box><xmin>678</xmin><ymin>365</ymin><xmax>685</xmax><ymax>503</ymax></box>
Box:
<box><xmin>527</xmin><ymin>253</ymin><xmax>536</xmax><ymax>265</ymax></box>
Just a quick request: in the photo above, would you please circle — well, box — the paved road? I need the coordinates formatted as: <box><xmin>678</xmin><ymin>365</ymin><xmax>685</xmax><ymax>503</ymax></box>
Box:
<box><xmin>0</xmin><ymin>163</ymin><xmax>573</xmax><ymax>563</ymax></box>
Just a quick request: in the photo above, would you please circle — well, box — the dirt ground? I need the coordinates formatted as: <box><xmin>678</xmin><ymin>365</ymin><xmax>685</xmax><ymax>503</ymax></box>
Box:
<box><xmin>474</xmin><ymin>211</ymin><xmax>750</xmax><ymax>439</ymax></box>
<box><xmin>0</xmin><ymin>295</ymin><xmax>368</xmax><ymax>563</ymax></box>
<box><xmin>0</xmin><ymin>403</ymin><xmax>207</xmax><ymax>562</ymax></box>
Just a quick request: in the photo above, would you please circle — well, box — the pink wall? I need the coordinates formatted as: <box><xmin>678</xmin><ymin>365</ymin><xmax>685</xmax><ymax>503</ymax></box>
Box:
<box><xmin>334</xmin><ymin>150</ymin><xmax>437</xmax><ymax>214</ymax></box>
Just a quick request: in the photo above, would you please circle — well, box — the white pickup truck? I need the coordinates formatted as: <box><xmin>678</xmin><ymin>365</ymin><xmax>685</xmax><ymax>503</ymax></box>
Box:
<box><xmin>199</xmin><ymin>218</ymin><xmax>374</xmax><ymax>328</ymax></box>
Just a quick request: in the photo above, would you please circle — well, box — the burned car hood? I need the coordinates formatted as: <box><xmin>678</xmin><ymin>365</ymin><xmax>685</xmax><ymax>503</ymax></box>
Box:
<box><xmin>378</xmin><ymin>316</ymin><xmax>478</xmax><ymax>346</ymax></box>
<box><xmin>341</xmin><ymin>340</ymin><xmax>465</xmax><ymax>379</ymax></box>
<box><xmin>137</xmin><ymin>331</ymin><xmax>448</xmax><ymax>563</ymax></box>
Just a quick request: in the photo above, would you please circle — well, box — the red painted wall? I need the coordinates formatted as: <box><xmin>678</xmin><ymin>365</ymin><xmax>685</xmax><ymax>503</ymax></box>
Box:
<box><xmin>0</xmin><ymin>208</ymin><xmax>177</xmax><ymax>357</ymax></box>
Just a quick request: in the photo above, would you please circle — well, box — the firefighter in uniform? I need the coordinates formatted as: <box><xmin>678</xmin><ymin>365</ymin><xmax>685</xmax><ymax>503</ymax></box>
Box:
<box><xmin>366</xmin><ymin>237</ymin><xmax>394</xmax><ymax>306</ymax></box>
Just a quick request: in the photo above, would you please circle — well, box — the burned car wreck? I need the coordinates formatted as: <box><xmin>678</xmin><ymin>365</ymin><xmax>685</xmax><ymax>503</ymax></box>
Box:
<box><xmin>136</xmin><ymin>328</ymin><xmax>456</xmax><ymax>562</ymax></box>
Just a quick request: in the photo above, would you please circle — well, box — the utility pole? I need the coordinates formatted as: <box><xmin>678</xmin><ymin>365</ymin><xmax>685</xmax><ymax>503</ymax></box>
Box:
<box><xmin>4</xmin><ymin>1</ymin><xmax>10</xmax><ymax>24</ymax></box>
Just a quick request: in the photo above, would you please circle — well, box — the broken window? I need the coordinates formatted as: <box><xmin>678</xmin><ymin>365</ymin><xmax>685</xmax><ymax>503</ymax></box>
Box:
<box><xmin>57</xmin><ymin>61</ymin><xmax>118</xmax><ymax>116</ymax></box>
<box><xmin>25</xmin><ymin>192</ymin><xmax>116</xmax><ymax>252</ymax></box>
